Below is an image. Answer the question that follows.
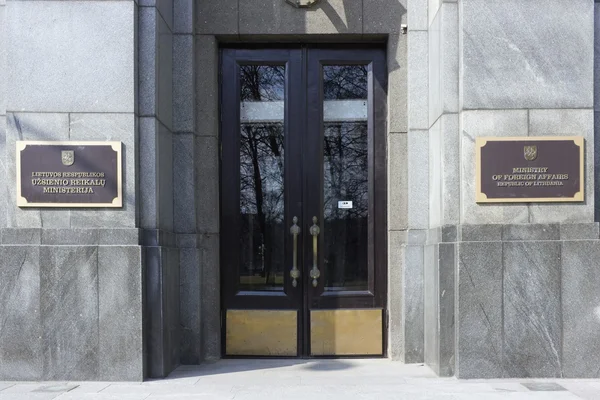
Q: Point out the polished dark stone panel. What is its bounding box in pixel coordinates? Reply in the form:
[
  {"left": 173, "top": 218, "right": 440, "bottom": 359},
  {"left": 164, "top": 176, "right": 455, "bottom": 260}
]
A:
[
  {"left": 503, "top": 241, "right": 561, "bottom": 378},
  {"left": 441, "top": 226, "right": 458, "bottom": 243},
  {"left": 200, "top": 233, "right": 220, "bottom": 360},
  {"left": 0, "top": 246, "right": 42, "bottom": 380},
  {"left": 404, "top": 245, "right": 424, "bottom": 363},
  {"left": 142, "top": 229, "right": 177, "bottom": 247},
  {"left": 40, "top": 246, "right": 99, "bottom": 380},
  {"left": 146, "top": 245, "right": 181, "bottom": 378},
  {"left": 164, "top": 247, "right": 181, "bottom": 371},
  {"left": 562, "top": 241, "right": 600, "bottom": 378},
  {"left": 457, "top": 242, "right": 503, "bottom": 378},
  {"left": 502, "top": 224, "right": 559, "bottom": 241},
  {"left": 98, "top": 246, "right": 144, "bottom": 381},
  {"left": 180, "top": 247, "right": 202, "bottom": 364},
  {"left": 459, "top": 224, "right": 502, "bottom": 242},
  {"left": 423, "top": 244, "right": 439, "bottom": 373},
  {"left": 438, "top": 243, "right": 455, "bottom": 377}
]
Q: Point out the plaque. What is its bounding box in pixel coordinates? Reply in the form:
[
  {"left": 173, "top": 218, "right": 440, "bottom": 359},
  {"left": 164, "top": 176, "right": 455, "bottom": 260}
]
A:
[
  {"left": 17, "top": 141, "right": 122, "bottom": 207},
  {"left": 476, "top": 137, "right": 584, "bottom": 203}
]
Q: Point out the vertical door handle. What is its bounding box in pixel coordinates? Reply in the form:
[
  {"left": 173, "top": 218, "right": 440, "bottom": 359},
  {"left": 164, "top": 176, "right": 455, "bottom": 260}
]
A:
[
  {"left": 289, "top": 216, "right": 301, "bottom": 287},
  {"left": 309, "top": 216, "right": 321, "bottom": 287}
]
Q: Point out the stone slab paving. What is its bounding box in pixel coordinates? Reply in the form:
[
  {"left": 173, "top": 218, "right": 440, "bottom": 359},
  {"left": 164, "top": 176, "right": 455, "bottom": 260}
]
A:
[{"left": 1, "top": 360, "right": 600, "bottom": 400}]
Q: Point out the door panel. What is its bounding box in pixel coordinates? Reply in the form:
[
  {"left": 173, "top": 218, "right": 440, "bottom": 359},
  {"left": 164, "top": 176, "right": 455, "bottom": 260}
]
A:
[{"left": 221, "top": 47, "right": 387, "bottom": 358}]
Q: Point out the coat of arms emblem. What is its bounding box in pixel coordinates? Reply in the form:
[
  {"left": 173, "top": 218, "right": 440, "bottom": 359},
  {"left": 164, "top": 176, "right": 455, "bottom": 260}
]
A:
[
  {"left": 61, "top": 150, "right": 75, "bottom": 166},
  {"left": 524, "top": 145, "right": 537, "bottom": 161}
]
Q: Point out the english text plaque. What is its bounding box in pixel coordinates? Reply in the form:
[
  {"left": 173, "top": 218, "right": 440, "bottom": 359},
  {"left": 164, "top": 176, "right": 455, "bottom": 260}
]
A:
[
  {"left": 17, "top": 141, "right": 122, "bottom": 207},
  {"left": 476, "top": 137, "right": 584, "bottom": 203}
]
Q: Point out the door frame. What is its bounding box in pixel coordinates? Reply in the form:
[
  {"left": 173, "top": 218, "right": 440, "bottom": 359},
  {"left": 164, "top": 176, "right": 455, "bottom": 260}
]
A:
[{"left": 219, "top": 44, "right": 388, "bottom": 358}]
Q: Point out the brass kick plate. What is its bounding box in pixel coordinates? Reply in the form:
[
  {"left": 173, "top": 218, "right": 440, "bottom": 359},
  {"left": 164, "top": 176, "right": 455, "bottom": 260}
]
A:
[{"left": 226, "top": 310, "right": 297, "bottom": 356}]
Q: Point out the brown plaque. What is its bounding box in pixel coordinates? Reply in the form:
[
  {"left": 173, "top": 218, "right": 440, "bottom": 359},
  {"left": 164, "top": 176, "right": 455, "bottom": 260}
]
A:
[
  {"left": 17, "top": 141, "right": 122, "bottom": 207},
  {"left": 476, "top": 137, "right": 584, "bottom": 203}
]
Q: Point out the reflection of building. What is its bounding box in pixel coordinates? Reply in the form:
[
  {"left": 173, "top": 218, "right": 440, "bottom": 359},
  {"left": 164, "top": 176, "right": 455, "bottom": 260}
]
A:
[{"left": 0, "top": 0, "right": 599, "bottom": 382}]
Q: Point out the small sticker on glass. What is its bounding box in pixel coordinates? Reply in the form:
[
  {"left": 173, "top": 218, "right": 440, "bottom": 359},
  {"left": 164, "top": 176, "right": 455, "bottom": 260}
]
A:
[{"left": 338, "top": 201, "right": 353, "bottom": 209}]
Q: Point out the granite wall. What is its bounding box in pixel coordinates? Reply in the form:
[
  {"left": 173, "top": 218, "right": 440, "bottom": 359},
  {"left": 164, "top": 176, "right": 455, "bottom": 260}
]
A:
[{"left": 424, "top": 0, "right": 599, "bottom": 379}]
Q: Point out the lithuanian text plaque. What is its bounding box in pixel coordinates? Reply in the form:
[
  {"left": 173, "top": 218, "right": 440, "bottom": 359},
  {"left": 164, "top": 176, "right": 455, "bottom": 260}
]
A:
[
  {"left": 476, "top": 137, "right": 584, "bottom": 203},
  {"left": 17, "top": 141, "right": 122, "bottom": 207}
]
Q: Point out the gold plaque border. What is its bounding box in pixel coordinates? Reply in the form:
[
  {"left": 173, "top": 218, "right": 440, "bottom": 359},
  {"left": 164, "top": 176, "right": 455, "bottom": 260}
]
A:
[
  {"left": 16, "top": 141, "right": 123, "bottom": 208},
  {"left": 475, "top": 136, "right": 585, "bottom": 204}
]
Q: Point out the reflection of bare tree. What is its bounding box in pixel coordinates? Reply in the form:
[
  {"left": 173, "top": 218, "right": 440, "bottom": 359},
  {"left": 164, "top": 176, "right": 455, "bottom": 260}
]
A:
[
  {"left": 239, "top": 65, "right": 285, "bottom": 290},
  {"left": 322, "top": 65, "right": 369, "bottom": 290}
]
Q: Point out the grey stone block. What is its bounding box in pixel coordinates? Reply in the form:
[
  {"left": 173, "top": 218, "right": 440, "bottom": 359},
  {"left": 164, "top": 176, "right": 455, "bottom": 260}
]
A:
[
  {"left": 196, "top": 0, "right": 237, "bottom": 35},
  {"left": 139, "top": 7, "right": 158, "bottom": 118},
  {"left": 408, "top": 130, "right": 429, "bottom": 229},
  {"left": 407, "top": 229, "right": 427, "bottom": 245},
  {"left": 428, "top": 9, "right": 441, "bottom": 125},
  {"left": 502, "top": 224, "right": 559, "bottom": 241},
  {"left": 529, "top": 109, "right": 594, "bottom": 224},
  {"left": 596, "top": 111, "right": 600, "bottom": 222},
  {"left": 457, "top": 242, "right": 503, "bottom": 378},
  {"left": 461, "top": 110, "right": 529, "bottom": 224},
  {"left": 429, "top": 119, "right": 441, "bottom": 227},
  {"left": 441, "top": 114, "right": 459, "bottom": 225},
  {"left": 157, "top": 14, "right": 173, "bottom": 131},
  {"left": 364, "top": 0, "right": 407, "bottom": 34},
  {"left": 143, "top": 229, "right": 177, "bottom": 248},
  {"left": 199, "top": 233, "right": 220, "bottom": 360},
  {"left": 0, "top": 246, "right": 41, "bottom": 380},
  {"left": 156, "top": 0, "right": 174, "bottom": 31},
  {"left": 1, "top": 228, "right": 41, "bottom": 244},
  {"left": 173, "top": 35, "right": 195, "bottom": 133},
  {"left": 0, "top": 117, "right": 6, "bottom": 229},
  {"left": 97, "top": 229, "right": 140, "bottom": 246},
  {"left": 503, "top": 241, "right": 562, "bottom": 378},
  {"left": 404, "top": 245, "right": 424, "bottom": 363},
  {"left": 561, "top": 241, "right": 600, "bottom": 378},
  {"left": 158, "top": 123, "right": 174, "bottom": 231},
  {"left": 596, "top": 3, "right": 600, "bottom": 112},
  {"left": 140, "top": 117, "right": 158, "bottom": 229},
  {"left": 69, "top": 113, "right": 137, "bottom": 228},
  {"left": 177, "top": 233, "right": 198, "bottom": 248},
  {"left": 174, "top": 0, "right": 193, "bottom": 34},
  {"left": 423, "top": 244, "right": 439, "bottom": 372},
  {"left": 387, "top": 34, "right": 408, "bottom": 133},
  {"left": 180, "top": 248, "right": 201, "bottom": 364},
  {"left": 98, "top": 246, "right": 144, "bottom": 381},
  {"left": 408, "top": 0, "right": 426, "bottom": 31},
  {"left": 7, "top": 113, "right": 70, "bottom": 228},
  {"left": 0, "top": 5, "right": 5, "bottom": 116},
  {"left": 441, "top": 225, "right": 457, "bottom": 243},
  {"left": 408, "top": 31, "right": 428, "bottom": 130},
  {"left": 40, "top": 246, "right": 99, "bottom": 380},
  {"left": 441, "top": 3, "right": 458, "bottom": 114},
  {"left": 174, "top": 133, "right": 195, "bottom": 233},
  {"left": 196, "top": 136, "right": 218, "bottom": 233},
  {"left": 459, "top": 224, "right": 502, "bottom": 242},
  {"left": 41, "top": 229, "right": 99, "bottom": 245},
  {"left": 388, "top": 134, "right": 408, "bottom": 230},
  {"left": 195, "top": 36, "right": 218, "bottom": 137},
  {"left": 462, "top": 0, "right": 593, "bottom": 109},
  {"left": 388, "top": 231, "right": 405, "bottom": 360},
  {"left": 240, "top": 0, "right": 362, "bottom": 35},
  {"left": 560, "top": 223, "right": 599, "bottom": 240},
  {"left": 438, "top": 243, "right": 455, "bottom": 377},
  {"left": 7, "top": 2, "right": 135, "bottom": 112}
]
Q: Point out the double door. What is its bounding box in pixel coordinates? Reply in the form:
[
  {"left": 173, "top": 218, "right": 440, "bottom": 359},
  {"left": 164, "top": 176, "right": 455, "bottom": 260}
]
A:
[{"left": 221, "top": 47, "right": 387, "bottom": 357}]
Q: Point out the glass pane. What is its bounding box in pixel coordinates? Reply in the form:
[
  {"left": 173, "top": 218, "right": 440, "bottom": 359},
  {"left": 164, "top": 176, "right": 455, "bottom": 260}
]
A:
[
  {"left": 239, "top": 65, "right": 286, "bottom": 291},
  {"left": 322, "top": 65, "right": 369, "bottom": 291}
]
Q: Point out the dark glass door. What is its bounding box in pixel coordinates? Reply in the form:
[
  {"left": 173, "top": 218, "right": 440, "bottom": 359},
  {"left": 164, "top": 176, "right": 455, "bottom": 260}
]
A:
[{"left": 221, "top": 47, "right": 387, "bottom": 357}]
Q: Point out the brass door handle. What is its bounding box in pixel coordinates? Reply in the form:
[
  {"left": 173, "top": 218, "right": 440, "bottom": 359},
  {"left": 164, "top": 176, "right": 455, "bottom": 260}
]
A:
[
  {"left": 290, "top": 216, "right": 301, "bottom": 287},
  {"left": 309, "top": 216, "right": 321, "bottom": 287}
]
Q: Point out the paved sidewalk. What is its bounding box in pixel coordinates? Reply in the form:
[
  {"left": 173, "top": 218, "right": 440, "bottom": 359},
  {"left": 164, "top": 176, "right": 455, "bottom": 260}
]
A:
[{"left": 1, "top": 359, "right": 600, "bottom": 399}]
